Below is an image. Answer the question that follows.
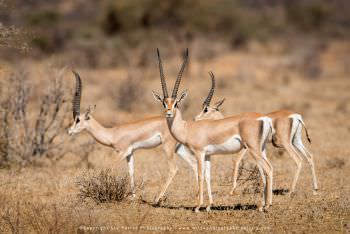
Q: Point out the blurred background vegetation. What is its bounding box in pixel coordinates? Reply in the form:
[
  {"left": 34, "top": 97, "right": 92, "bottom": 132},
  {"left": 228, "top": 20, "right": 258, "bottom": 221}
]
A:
[{"left": 0, "top": 0, "right": 349, "bottom": 67}]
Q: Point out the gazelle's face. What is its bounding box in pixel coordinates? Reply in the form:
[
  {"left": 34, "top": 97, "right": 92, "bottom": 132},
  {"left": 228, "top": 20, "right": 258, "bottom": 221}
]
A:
[
  {"left": 68, "top": 112, "right": 91, "bottom": 136},
  {"left": 194, "top": 98, "right": 225, "bottom": 121},
  {"left": 153, "top": 90, "right": 188, "bottom": 118},
  {"left": 163, "top": 98, "right": 177, "bottom": 118},
  {"left": 68, "top": 105, "right": 96, "bottom": 136}
]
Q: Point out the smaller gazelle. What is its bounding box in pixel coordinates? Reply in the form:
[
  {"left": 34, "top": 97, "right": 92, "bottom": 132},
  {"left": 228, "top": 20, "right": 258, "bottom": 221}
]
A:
[
  {"left": 195, "top": 71, "right": 225, "bottom": 121},
  {"left": 196, "top": 81, "right": 318, "bottom": 195},
  {"left": 153, "top": 48, "right": 275, "bottom": 212},
  {"left": 230, "top": 110, "right": 318, "bottom": 195}
]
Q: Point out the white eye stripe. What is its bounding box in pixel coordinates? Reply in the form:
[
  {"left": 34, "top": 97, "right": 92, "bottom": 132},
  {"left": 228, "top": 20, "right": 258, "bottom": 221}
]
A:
[{"left": 164, "top": 103, "right": 175, "bottom": 109}]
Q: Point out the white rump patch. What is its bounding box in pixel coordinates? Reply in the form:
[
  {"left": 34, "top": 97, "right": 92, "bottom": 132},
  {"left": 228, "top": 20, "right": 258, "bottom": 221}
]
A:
[
  {"left": 288, "top": 113, "right": 302, "bottom": 119},
  {"left": 204, "top": 135, "right": 242, "bottom": 155},
  {"left": 257, "top": 116, "right": 274, "bottom": 131},
  {"left": 257, "top": 116, "right": 275, "bottom": 150},
  {"left": 257, "top": 116, "right": 272, "bottom": 122},
  {"left": 288, "top": 114, "right": 303, "bottom": 143}
]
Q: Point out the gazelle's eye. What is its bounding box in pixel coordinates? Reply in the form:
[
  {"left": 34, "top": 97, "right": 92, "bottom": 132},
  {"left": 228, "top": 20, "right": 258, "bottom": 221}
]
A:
[
  {"left": 204, "top": 107, "right": 208, "bottom": 113},
  {"left": 76, "top": 118, "right": 80, "bottom": 123}
]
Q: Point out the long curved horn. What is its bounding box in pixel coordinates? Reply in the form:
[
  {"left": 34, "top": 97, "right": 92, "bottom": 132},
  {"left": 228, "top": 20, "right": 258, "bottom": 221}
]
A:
[
  {"left": 156, "top": 48, "right": 169, "bottom": 98},
  {"left": 172, "top": 48, "right": 188, "bottom": 98},
  {"left": 72, "top": 70, "right": 82, "bottom": 119},
  {"left": 202, "top": 71, "right": 215, "bottom": 108}
]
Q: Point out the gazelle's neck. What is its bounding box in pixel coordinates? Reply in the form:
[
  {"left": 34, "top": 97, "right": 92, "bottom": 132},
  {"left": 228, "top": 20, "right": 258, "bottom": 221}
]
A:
[
  {"left": 86, "top": 117, "right": 114, "bottom": 146},
  {"left": 166, "top": 108, "right": 188, "bottom": 144}
]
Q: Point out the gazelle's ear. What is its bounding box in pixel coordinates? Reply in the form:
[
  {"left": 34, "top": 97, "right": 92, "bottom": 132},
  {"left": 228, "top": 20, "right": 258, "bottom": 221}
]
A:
[
  {"left": 152, "top": 90, "right": 163, "bottom": 103},
  {"left": 176, "top": 89, "right": 188, "bottom": 104},
  {"left": 213, "top": 98, "right": 225, "bottom": 110},
  {"left": 89, "top": 104, "right": 97, "bottom": 113},
  {"left": 85, "top": 105, "right": 96, "bottom": 120}
]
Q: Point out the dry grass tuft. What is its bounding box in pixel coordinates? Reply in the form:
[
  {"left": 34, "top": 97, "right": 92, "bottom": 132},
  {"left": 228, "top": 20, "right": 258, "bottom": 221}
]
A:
[
  {"left": 0, "top": 200, "right": 86, "bottom": 233},
  {"left": 76, "top": 169, "right": 131, "bottom": 204},
  {"left": 236, "top": 160, "right": 261, "bottom": 194},
  {"left": 327, "top": 157, "right": 346, "bottom": 169}
]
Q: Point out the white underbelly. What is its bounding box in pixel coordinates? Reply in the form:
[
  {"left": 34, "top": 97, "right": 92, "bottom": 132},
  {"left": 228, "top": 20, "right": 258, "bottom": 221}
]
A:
[
  {"left": 132, "top": 133, "right": 162, "bottom": 150},
  {"left": 204, "top": 135, "right": 242, "bottom": 155}
]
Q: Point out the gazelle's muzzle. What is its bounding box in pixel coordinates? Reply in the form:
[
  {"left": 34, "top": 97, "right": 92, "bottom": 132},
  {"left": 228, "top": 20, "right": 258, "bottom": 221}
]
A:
[
  {"left": 67, "top": 128, "right": 74, "bottom": 136},
  {"left": 67, "top": 124, "right": 77, "bottom": 136},
  {"left": 165, "top": 109, "right": 174, "bottom": 118}
]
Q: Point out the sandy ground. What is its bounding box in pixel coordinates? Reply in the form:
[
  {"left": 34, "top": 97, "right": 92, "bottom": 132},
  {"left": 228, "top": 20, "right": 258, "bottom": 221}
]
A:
[{"left": 0, "top": 43, "right": 350, "bottom": 233}]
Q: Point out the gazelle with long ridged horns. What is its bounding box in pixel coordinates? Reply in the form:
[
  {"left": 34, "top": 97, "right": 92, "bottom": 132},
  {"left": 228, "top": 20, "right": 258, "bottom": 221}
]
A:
[
  {"left": 153, "top": 48, "right": 275, "bottom": 212},
  {"left": 175, "top": 71, "right": 225, "bottom": 178},
  {"left": 67, "top": 70, "right": 227, "bottom": 203},
  {"left": 68, "top": 70, "right": 186, "bottom": 203}
]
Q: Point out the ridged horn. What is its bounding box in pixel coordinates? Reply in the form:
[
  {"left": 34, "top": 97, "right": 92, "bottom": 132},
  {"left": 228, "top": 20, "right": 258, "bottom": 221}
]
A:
[
  {"left": 72, "top": 70, "right": 82, "bottom": 119},
  {"left": 172, "top": 48, "right": 189, "bottom": 98},
  {"left": 156, "top": 48, "right": 169, "bottom": 98},
  {"left": 202, "top": 71, "right": 215, "bottom": 108}
]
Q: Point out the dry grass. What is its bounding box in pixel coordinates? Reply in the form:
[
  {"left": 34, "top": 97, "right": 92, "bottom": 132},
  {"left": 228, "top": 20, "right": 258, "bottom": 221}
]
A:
[
  {"left": 0, "top": 201, "right": 82, "bottom": 234},
  {"left": 76, "top": 169, "right": 131, "bottom": 204},
  {"left": 0, "top": 40, "right": 350, "bottom": 233},
  {"left": 236, "top": 161, "right": 261, "bottom": 195},
  {"left": 0, "top": 66, "right": 70, "bottom": 167}
]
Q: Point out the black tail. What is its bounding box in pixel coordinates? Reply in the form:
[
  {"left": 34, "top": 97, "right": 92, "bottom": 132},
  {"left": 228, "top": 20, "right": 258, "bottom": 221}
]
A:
[
  {"left": 299, "top": 120, "right": 311, "bottom": 144},
  {"left": 272, "top": 135, "right": 283, "bottom": 148}
]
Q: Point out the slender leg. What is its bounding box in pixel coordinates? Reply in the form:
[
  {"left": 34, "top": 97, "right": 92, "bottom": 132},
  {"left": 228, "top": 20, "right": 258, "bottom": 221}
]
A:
[
  {"left": 263, "top": 157, "right": 273, "bottom": 207},
  {"left": 284, "top": 144, "right": 303, "bottom": 194},
  {"left": 250, "top": 149, "right": 272, "bottom": 211},
  {"left": 154, "top": 143, "right": 178, "bottom": 204},
  {"left": 261, "top": 157, "right": 273, "bottom": 210},
  {"left": 176, "top": 144, "right": 198, "bottom": 185},
  {"left": 262, "top": 149, "right": 273, "bottom": 206},
  {"left": 116, "top": 150, "right": 135, "bottom": 198},
  {"left": 126, "top": 154, "right": 135, "bottom": 197},
  {"left": 230, "top": 148, "right": 248, "bottom": 195},
  {"left": 292, "top": 127, "right": 318, "bottom": 194},
  {"left": 257, "top": 162, "right": 266, "bottom": 207},
  {"left": 195, "top": 152, "right": 205, "bottom": 213},
  {"left": 204, "top": 155, "right": 212, "bottom": 212},
  {"left": 303, "top": 149, "right": 318, "bottom": 195}
]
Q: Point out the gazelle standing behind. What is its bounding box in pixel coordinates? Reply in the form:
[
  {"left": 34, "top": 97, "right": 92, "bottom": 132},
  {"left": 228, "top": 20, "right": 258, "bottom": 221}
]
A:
[
  {"left": 230, "top": 110, "right": 318, "bottom": 195},
  {"left": 195, "top": 78, "right": 318, "bottom": 195},
  {"left": 153, "top": 48, "right": 274, "bottom": 212},
  {"left": 194, "top": 71, "right": 225, "bottom": 121}
]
